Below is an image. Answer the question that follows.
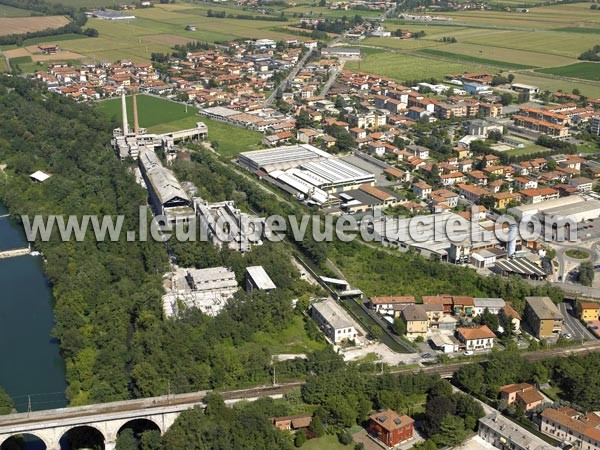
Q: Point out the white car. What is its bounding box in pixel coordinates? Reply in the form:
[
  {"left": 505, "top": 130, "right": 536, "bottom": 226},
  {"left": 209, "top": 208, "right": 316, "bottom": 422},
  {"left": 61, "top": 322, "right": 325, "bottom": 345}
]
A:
[{"left": 463, "top": 350, "right": 474, "bottom": 356}]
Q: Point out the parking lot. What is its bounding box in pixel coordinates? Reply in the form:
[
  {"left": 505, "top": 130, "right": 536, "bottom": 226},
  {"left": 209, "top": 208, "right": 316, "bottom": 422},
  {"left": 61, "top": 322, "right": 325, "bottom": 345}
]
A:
[{"left": 558, "top": 301, "right": 596, "bottom": 341}]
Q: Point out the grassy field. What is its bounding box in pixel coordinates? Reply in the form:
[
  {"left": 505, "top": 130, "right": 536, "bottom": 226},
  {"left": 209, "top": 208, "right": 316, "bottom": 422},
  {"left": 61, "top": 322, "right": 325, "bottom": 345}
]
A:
[
  {"left": 346, "top": 49, "right": 481, "bottom": 82},
  {"left": 0, "top": 15, "right": 70, "bottom": 36},
  {"left": 97, "top": 94, "right": 264, "bottom": 156},
  {"left": 537, "top": 62, "right": 600, "bottom": 81},
  {"left": 418, "top": 48, "right": 535, "bottom": 69},
  {"left": 21, "top": 33, "right": 88, "bottom": 46},
  {"left": 0, "top": 55, "right": 8, "bottom": 72},
  {"left": 250, "top": 316, "right": 326, "bottom": 354},
  {"left": 300, "top": 434, "right": 353, "bottom": 450},
  {"left": 503, "top": 145, "right": 550, "bottom": 157},
  {"left": 43, "top": 0, "right": 118, "bottom": 6},
  {"left": 0, "top": 4, "right": 33, "bottom": 17}
]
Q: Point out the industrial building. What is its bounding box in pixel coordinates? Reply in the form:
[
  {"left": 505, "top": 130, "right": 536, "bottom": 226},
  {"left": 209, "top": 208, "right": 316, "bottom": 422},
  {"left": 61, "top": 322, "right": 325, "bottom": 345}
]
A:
[
  {"left": 245, "top": 265, "right": 276, "bottom": 292},
  {"left": 524, "top": 296, "right": 563, "bottom": 339},
  {"left": 239, "top": 145, "right": 376, "bottom": 207},
  {"left": 194, "top": 199, "right": 267, "bottom": 252},
  {"left": 138, "top": 149, "right": 195, "bottom": 225},
  {"left": 113, "top": 91, "right": 207, "bottom": 160},
  {"left": 162, "top": 266, "right": 239, "bottom": 317},
  {"left": 239, "top": 144, "right": 330, "bottom": 173},
  {"left": 508, "top": 195, "right": 600, "bottom": 225},
  {"left": 311, "top": 299, "right": 358, "bottom": 344}
]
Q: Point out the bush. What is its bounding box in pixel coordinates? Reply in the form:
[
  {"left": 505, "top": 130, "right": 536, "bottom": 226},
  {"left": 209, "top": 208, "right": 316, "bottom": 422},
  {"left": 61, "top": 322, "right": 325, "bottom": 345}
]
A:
[{"left": 338, "top": 430, "right": 353, "bottom": 445}]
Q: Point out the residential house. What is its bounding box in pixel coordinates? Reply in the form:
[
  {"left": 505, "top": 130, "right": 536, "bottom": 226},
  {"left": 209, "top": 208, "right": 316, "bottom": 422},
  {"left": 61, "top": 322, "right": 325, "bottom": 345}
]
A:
[
  {"left": 400, "top": 305, "right": 429, "bottom": 341},
  {"left": 578, "top": 301, "right": 600, "bottom": 322},
  {"left": 499, "top": 383, "right": 544, "bottom": 411},
  {"left": 368, "top": 410, "right": 415, "bottom": 447},
  {"left": 413, "top": 181, "right": 432, "bottom": 200},
  {"left": 519, "top": 188, "right": 559, "bottom": 204},
  {"left": 524, "top": 296, "right": 563, "bottom": 339},
  {"left": 493, "top": 192, "right": 520, "bottom": 209},
  {"left": 272, "top": 414, "right": 312, "bottom": 432},
  {"left": 540, "top": 407, "right": 600, "bottom": 450},
  {"left": 369, "top": 296, "right": 415, "bottom": 315},
  {"left": 456, "top": 325, "right": 496, "bottom": 351},
  {"left": 568, "top": 177, "right": 594, "bottom": 192},
  {"left": 452, "top": 296, "right": 475, "bottom": 316},
  {"left": 473, "top": 298, "right": 506, "bottom": 316},
  {"left": 501, "top": 304, "right": 521, "bottom": 333},
  {"left": 440, "top": 171, "right": 465, "bottom": 187}
]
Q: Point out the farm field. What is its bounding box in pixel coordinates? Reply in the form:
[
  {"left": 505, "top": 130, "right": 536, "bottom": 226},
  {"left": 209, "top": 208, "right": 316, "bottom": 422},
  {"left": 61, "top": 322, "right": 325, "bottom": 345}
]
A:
[
  {"left": 0, "top": 4, "right": 33, "bottom": 17},
  {"left": 0, "top": 15, "right": 70, "bottom": 36},
  {"left": 537, "top": 62, "right": 600, "bottom": 81},
  {"left": 361, "top": 36, "right": 442, "bottom": 51},
  {"left": 505, "top": 71, "right": 600, "bottom": 98},
  {"left": 97, "top": 95, "right": 263, "bottom": 157},
  {"left": 421, "top": 42, "right": 576, "bottom": 68},
  {"left": 346, "top": 49, "right": 481, "bottom": 82},
  {"left": 43, "top": 0, "right": 118, "bottom": 6},
  {"left": 418, "top": 48, "right": 536, "bottom": 69}
]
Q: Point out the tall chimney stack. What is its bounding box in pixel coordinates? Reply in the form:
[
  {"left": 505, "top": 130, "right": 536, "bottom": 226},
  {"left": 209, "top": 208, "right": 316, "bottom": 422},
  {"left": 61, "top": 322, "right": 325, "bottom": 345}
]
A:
[
  {"left": 133, "top": 89, "right": 140, "bottom": 136},
  {"left": 121, "top": 89, "right": 129, "bottom": 135}
]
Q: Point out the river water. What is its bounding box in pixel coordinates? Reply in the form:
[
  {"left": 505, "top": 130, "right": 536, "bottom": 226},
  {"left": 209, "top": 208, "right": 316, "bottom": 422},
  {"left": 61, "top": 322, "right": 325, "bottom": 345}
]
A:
[{"left": 0, "top": 203, "right": 67, "bottom": 414}]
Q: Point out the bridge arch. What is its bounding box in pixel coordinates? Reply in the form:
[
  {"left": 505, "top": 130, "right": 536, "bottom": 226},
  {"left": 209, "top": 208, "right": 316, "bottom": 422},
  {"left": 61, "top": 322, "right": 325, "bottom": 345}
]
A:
[
  {"left": 59, "top": 424, "right": 105, "bottom": 450},
  {"left": 116, "top": 418, "right": 161, "bottom": 436},
  {"left": 0, "top": 432, "right": 49, "bottom": 450}
]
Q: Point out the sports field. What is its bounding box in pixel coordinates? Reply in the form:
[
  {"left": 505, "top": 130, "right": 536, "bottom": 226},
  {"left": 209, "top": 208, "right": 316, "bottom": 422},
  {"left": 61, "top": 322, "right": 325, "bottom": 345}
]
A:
[
  {"left": 97, "top": 95, "right": 263, "bottom": 157},
  {"left": 0, "top": 15, "right": 70, "bottom": 36},
  {"left": 346, "top": 49, "right": 481, "bottom": 82},
  {"left": 536, "top": 62, "right": 600, "bottom": 82}
]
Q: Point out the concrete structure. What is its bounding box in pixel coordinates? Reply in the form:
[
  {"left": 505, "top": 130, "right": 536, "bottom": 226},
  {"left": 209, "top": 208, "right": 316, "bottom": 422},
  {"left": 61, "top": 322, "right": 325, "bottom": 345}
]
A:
[
  {"left": 321, "top": 47, "right": 361, "bottom": 60},
  {"left": 238, "top": 144, "right": 330, "bottom": 173},
  {"left": 311, "top": 299, "right": 357, "bottom": 344},
  {"left": 195, "top": 199, "right": 267, "bottom": 252},
  {"left": 429, "top": 333, "right": 460, "bottom": 353},
  {"left": 369, "top": 296, "right": 415, "bottom": 315},
  {"left": 245, "top": 265, "right": 276, "bottom": 292},
  {"left": 367, "top": 409, "right": 414, "bottom": 447},
  {"left": 0, "top": 385, "right": 294, "bottom": 450},
  {"left": 456, "top": 325, "right": 495, "bottom": 350},
  {"left": 138, "top": 149, "right": 195, "bottom": 225},
  {"left": 30, "top": 171, "right": 52, "bottom": 182},
  {"left": 524, "top": 296, "right": 563, "bottom": 339},
  {"left": 499, "top": 383, "right": 544, "bottom": 411},
  {"left": 591, "top": 116, "right": 600, "bottom": 135},
  {"left": 540, "top": 407, "right": 600, "bottom": 450},
  {"left": 508, "top": 195, "right": 600, "bottom": 224},
  {"left": 479, "top": 413, "right": 559, "bottom": 450}
]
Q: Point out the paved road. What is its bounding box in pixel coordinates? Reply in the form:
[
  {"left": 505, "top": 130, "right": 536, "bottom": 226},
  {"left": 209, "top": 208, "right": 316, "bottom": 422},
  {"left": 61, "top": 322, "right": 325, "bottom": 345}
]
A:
[
  {"left": 320, "top": 61, "right": 344, "bottom": 97},
  {"left": 559, "top": 301, "right": 596, "bottom": 340},
  {"left": 264, "top": 47, "right": 314, "bottom": 108}
]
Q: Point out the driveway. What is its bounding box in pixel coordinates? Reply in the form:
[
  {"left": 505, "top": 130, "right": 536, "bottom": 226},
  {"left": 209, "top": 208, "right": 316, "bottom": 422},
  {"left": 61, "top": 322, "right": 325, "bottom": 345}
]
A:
[{"left": 558, "top": 302, "right": 596, "bottom": 341}]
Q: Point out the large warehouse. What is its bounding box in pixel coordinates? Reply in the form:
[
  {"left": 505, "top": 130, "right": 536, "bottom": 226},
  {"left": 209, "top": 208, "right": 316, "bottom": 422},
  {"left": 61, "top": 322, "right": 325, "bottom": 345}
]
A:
[
  {"left": 239, "top": 144, "right": 376, "bottom": 206},
  {"left": 239, "top": 144, "right": 330, "bottom": 172},
  {"left": 508, "top": 195, "right": 600, "bottom": 222}
]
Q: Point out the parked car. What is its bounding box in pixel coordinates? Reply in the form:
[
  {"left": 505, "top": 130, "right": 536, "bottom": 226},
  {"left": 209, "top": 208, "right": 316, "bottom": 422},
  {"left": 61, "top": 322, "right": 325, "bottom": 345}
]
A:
[
  {"left": 464, "top": 350, "right": 474, "bottom": 356},
  {"left": 421, "top": 353, "right": 433, "bottom": 359}
]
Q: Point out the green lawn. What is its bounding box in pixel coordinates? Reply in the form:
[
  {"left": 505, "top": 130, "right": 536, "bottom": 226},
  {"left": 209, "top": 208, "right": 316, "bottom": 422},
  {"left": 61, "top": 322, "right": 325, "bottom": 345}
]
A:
[
  {"left": 565, "top": 249, "right": 590, "bottom": 259},
  {"left": 250, "top": 316, "right": 326, "bottom": 354},
  {"left": 418, "top": 48, "right": 535, "bottom": 69},
  {"left": 537, "top": 62, "right": 600, "bottom": 81},
  {"left": 0, "top": 4, "right": 33, "bottom": 17},
  {"left": 0, "top": 55, "right": 8, "bottom": 72},
  {"left": 553, "top": 27, "right": 600, "bottom": 34},
  {"left": 96, "top": 94, "right": 264, "bottom": 157},
  {"left": 503, "top": 145, "right": 550, "bottom": 157},
  {"left": 300, "top": 434, "right": 353, "bottom": 450}
]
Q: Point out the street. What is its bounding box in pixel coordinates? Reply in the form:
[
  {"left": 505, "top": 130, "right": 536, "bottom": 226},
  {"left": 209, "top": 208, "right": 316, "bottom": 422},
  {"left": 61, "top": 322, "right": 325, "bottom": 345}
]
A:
[{"left": 558, "top": 301, "right": 596, "bottom": 340}]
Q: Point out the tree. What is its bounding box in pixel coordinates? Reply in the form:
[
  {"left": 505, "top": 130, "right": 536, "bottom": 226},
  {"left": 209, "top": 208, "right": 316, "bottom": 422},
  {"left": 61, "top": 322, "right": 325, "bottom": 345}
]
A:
[
  {"left": 435, "top": 415, "right": 469, "bottom": 447},
  {"left": 454, "top": 364, "right": 485, "bottom": 394},
  {"left": 295, "top": 429, "right": 307, "bottom": 447},
  {"left": 116, "top": 429, "right": 137, "bottom": 450},
  {"left": 578, "top": 261, "right": 594, "bottom": 287},
  {"left": 507, "top": 73, "right": 515, "bottom": 83},
  {"left": 0, "top": 386, "right": 13, "bottom": 415},
  {"left": 500, "top": 93, "right": 513, "bottom": 106},
  {"left": 392, "top": 317, "right": 406, "bottom": 336}
]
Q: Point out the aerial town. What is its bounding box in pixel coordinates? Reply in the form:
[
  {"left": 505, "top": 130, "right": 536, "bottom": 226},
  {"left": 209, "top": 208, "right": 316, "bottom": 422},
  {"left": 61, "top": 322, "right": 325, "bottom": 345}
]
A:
[{"left": 2, "top": 0, "right": 600, "bottom": 449}]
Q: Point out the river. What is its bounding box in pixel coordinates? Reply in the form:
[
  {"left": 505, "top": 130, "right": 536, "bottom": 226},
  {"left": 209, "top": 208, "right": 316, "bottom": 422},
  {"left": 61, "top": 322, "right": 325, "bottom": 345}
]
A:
[{"left": 0, "top": 203, "right": 67, "bottom": 414}]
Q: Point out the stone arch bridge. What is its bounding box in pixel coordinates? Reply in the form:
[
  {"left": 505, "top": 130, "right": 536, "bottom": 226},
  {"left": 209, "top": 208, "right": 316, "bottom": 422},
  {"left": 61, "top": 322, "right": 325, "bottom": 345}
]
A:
[{"left": 0, "top": 383, "right": 300, "bottom": 450}]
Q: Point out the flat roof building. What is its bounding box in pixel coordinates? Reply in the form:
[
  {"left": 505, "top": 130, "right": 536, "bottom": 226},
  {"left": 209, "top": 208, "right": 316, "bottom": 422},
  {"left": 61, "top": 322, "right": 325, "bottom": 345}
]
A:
[
  {"left": 245, "top": 266, "right": 276, "bottom": 292},
  {"left": 311, "top": 299, "right": 357, "bottom": 344},
  {"left": 239, "top": 144, "right": 331, "bottom": 173},
  {"left": 479, "top": 413, "right": 559, "bottom": 450}
]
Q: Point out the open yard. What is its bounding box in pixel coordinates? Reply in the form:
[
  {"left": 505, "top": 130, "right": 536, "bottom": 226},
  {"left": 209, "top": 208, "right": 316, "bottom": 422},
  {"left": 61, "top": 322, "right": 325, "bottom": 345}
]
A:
[
  {"left": 97, "top": 94, "right": 264, "bottom": 157},
  {"left": 537, "top": 62, "right": 600, "bottom": 81},
  {"left": 0, "top": 15, "right": 70, "bottom": 36},
  {"left": 300, "top": 434, "right": 354, "bottom": 450}
]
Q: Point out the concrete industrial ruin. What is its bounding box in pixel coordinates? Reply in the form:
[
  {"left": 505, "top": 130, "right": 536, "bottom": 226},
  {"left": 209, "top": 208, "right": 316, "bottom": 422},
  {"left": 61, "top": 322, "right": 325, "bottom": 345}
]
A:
[{"left": 112, "top": 90, "right": 208, "bottom": 160}]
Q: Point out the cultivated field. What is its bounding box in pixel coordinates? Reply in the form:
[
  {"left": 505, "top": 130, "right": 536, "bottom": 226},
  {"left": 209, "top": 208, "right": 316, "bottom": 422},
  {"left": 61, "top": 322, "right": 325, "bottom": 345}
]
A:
[
  {"left": 97, "top": 95, "right": 263, "bottom": 156},
  {"left": 537, "top": 62, "right": 600, "bottom": 82},
  {"left": 505, "top": 71, "right": 600, "bottom": 98},
  {"left": 0, "top": 16, "right": 69, "bottom": 36}
]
